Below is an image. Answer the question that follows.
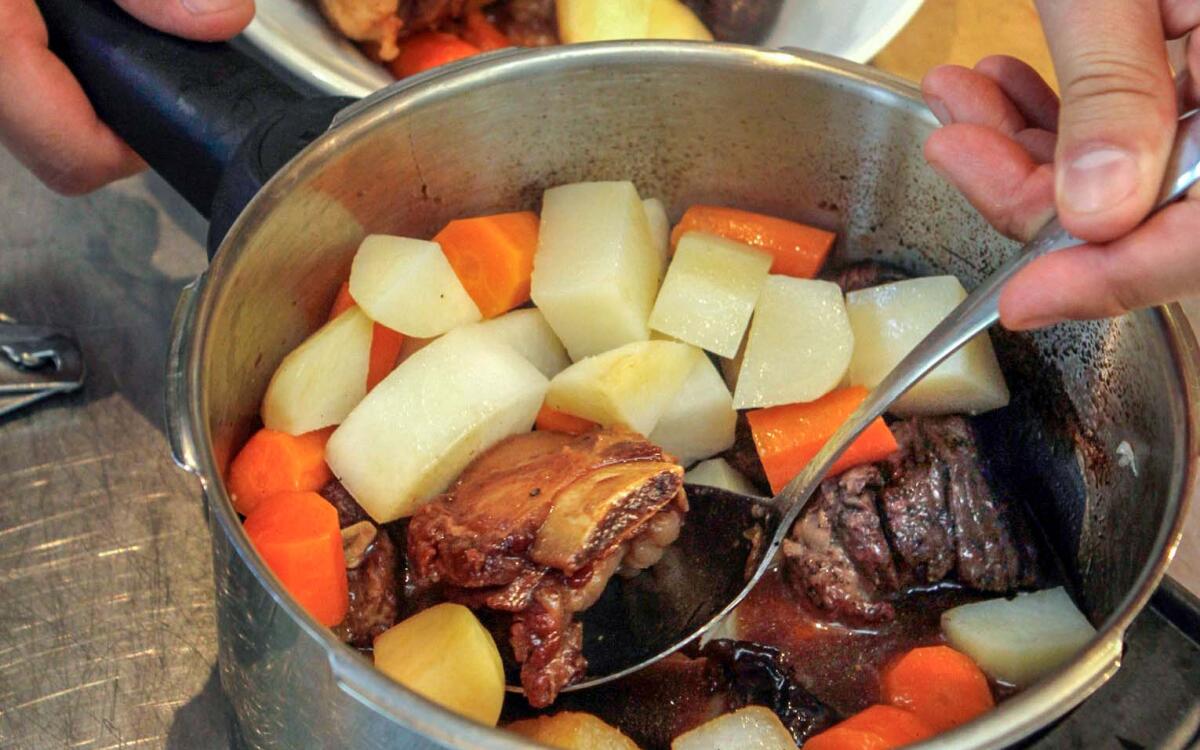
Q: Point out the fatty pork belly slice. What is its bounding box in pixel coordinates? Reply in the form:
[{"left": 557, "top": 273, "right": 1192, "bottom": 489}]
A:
[{"left": 407, "top": 428, "right": 688, "bottom": 707}]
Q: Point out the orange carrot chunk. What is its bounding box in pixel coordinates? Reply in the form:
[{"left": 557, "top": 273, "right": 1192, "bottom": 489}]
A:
[
  {"left": 803, "top": 727, "right": 893, "bottom": 750},
  {"left": 434, "top": 211, "right": 540, "bottom": 318},
  {"left": 226, "top": 428, "right": 334, "bottom": 516},
  {"left": 670, "top": 205, "right": 835, "bottom": 279},
  {"left": 391, "top": 32, "right": 481, "bottom": 79},
  {"left": 881, "top": 645, "right": 995, "bottom": 733},
  {"left": 243, "top": 491, "right": 348, "bottom": 626},
  {"left": 535, "top": 404, "right": 599, "bottom": 435},
  {"left": 836, "top": 705, "right": 935, "bottom": 745},
  {"left": 462, "top": 11, "right": 511, "bottom": 51},
  {"left": 367, "top": 323, "right": 405, "bottom": 392},
  {"left": 328, "top": 281, "right": 355, "bottom": 320},
  {"left": 746, "top": 386, "right": 899, "bottom": 494}
]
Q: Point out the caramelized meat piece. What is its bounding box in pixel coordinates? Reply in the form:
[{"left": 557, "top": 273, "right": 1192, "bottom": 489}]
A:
[
  {"left": 494, "top": 0, "right": 558, "bottom": 46},
  {"left": 827, "top": 260, "right": 911, "bottom": 294},
  {"left": 318, "top": 0, "right": 405, "bottom": 60},
  {"left": 720, "top": 414, "right": 771, "bottom": 493},
  {"left": 321, "top": 478, "right": 371, "bottom": 528},
  {"left": 408, "top": 428, "right": 687, "bottom": 706},
  {"left": 681, "top": 0, "right": 784, "bottom": 43},
  {"left": 784, "top": 416, "right": 1039, "bottom": 624},
  {"left": 334, "top": 524, "right": 401, "bottom": 648},
  {"left": 324, "top": 481, "right": 402, "bottom": 648}
]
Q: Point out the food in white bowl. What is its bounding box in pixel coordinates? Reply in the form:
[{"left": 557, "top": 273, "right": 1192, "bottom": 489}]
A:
[
  {"left": 241, "top": 0, "right": 925, "bottom": 96},
  {"left": 225, "top": 179, "right": 1083, "bottom": 748}
]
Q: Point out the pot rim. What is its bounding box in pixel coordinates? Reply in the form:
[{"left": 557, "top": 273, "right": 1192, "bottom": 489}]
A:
[{"left": 174, "top": 42, "right": 1200, "bottom": 750}]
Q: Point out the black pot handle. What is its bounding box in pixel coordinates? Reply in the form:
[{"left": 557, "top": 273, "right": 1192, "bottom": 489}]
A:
[{"left": 36, "top": 0, "right": 354, "bottom": 253}]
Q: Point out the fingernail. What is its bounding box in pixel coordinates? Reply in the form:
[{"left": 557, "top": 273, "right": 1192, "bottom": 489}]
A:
[
  {"left": 1059, "top": 145, "right": 1139, "bottom": 215},
  {"left": 181, "top": 0, "right": 241, "bottom": 13},
  {"left": 926, "top": 96, "right": 952, "bottom": 126}
]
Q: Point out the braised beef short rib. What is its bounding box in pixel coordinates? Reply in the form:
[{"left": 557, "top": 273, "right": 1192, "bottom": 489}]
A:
[{"left": 407, "top": 428, "right": 688, "bottom": 707}]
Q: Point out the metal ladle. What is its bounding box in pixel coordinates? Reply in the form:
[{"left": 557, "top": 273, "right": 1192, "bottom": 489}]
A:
[{"left": 559, "top": 107, "right": 1200, "bottom": 693}]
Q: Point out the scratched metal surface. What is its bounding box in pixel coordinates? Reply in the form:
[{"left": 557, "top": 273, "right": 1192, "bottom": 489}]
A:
[{"left": 0, "top": 146, "right": 235, "bottom": 749}]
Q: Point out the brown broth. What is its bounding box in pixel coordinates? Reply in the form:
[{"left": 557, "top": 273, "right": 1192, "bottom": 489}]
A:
[{"left": 735, "top": 568, "right": 994, "bottom": 716}]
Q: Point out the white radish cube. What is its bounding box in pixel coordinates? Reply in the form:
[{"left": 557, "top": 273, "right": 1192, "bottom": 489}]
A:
[
  {"left": 845, "top": 276, "right": 1009, "bottom": 415},
  {"left": 643, "top": 197, "right": 671, "bottom": 271},
  {"left": 261, "top": 306, "right": 373, "bottom": 435},
  {"left": 466, "top": 308, "right": 571, "bottom": 378},
  {"left": 649, "top": 357, "right": 736, "bottom": 465},
  {"left": 941, "top": 587, "right": 1097, "bottom": 687},
  {"left": 649, "top": 232, "right": 773, "bottom": 358},
  {"left": 326, "top": 328, "right": 548, "bottom": 522},
  {"left": 531, "top": 182, "right": 662, "bottom": 360},
  {"left": 545, "top": 340, "right": 703, "bottom": 436},
  {"left": 685, "top": 458, "right": 761, "bottom": 496},
  {"left": 349, "top": 235, "right": 481, "bottom": 337},
  {"left": 671, "top": 706, "right": 796, "bottom": 750},
  {"left": 733, "top": 277, "right": 853, "bottom": 409}
]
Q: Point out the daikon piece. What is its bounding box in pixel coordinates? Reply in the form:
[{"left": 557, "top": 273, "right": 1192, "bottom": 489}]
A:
[
  {"left": 643, "top": 197, "right": 671, "bottom": 270},
  {"left": 941, "top": 587, "right": 1097, "bottom": 688},
  {"left": 348, "top": 234, "right": 481, "bottom": 337},
  {"left": 649, "top": 231, "right": 773, "bottom": 358},
  {"left": 531, "top": 181, "right": 662, "bottom": 360},
  {"left": 671, "top": 706, "right": 796, "bottom": 750},
  {"left": 545, "top": 340, "right": 703, "bottom": 436},
  {"left": 845, "top": 275, "right": 1009, "bottom": 416},
  {"left": 467, "top": 308, "right": 571, "bottom": 378},
  {"left": 326, "top": 327, "right": 548, "bottom": 522},
  {"left": 261, "top": 306, "right": 373, "bottom": 435},
  {"left": 649, "top": 356, "right": 737, "bottom": 465},
  {"left": 733, "top": 276, "right": 854, "bottom": 409},
  {"left": 684, "top": 458, "right": 761, "bottom": 496}
]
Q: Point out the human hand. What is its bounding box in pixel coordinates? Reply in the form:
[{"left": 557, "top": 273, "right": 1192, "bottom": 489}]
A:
[
  {"left": 921, "top": 0, "right": 1196, "bottom": 329},
  {"left": 0, "top": 0, "right": 254, "bottom": 195}
]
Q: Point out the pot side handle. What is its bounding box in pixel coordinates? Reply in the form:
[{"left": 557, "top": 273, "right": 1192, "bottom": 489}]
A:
[{"left": 166, "top": 276, "right": 205, "bottom": 481}]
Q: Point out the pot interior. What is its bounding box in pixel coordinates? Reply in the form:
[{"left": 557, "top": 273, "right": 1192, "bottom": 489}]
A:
[{"left": 193, "top": 43, "right": 1194, "bottom": 745}]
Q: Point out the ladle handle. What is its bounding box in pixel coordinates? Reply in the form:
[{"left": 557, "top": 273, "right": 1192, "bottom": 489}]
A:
[{"left": 766, "top": 107, "right": 1200, "bottom": 558}]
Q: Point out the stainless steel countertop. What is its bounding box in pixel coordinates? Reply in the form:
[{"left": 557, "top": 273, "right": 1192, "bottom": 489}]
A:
[
  {"left": 0, "top": 147, "right": 233, "bottom": 748},
  {"left": 2, "top": 141, "right": 1199, "bottom": 749}
]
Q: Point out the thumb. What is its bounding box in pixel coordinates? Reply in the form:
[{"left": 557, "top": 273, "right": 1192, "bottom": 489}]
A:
[
  {"left": 1036, "top": 0, "right": 1176, "bottom": 242},
  {"left": 113, "top": 0, "right": 255, "bottom": 42}
]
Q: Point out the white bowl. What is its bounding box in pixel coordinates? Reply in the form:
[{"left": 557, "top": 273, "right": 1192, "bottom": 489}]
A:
[{"left": 241, "top": 0, "right": 925, "bottom": 97}]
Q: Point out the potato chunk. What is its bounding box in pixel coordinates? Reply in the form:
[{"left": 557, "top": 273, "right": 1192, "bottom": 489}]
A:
[
  {"left": 349, "top": 234, "right": 481, "bottom": 337},
  {"left": 261, "top": 306, "right": 373, "bottom": 435},
  {"left": 671, "top": 706, "right": 795, "bottom": 750},
  {"left": 649, "top": 232, "right": 773, "bottom": 358},
  {"left": 649, "top": 356, "right": 736, "bottom": 465},
  {"left": 941, "top": 587, "right": 1097, "bottom": 687},
  {"left": 684, "top": 458, "right": 761, "bottom": 496},
  {"left": 466, "top": 308, "right": 571, "bottom": 378},
  {"left": 531, "top": 181, "right": 662, "bottom": 360},
  {"left": 845, "top": 276, "right": 1009, "bottom": 416},
  {"left": 326, "top": 327, "right": 548, "bottom": 522},
  {"left": 556, "top": 0, "right": 711, "bottom": 42},
  {"left": 507, "top": 712, "right": 641, "bottom": 750},
  {"left": 733, "top": 277, "right": 853, "bottom": 409},
  {"left": 374, "top": 603, "right": 505, "bottom": 726},
  {"left": 546, "top": 340, "right": 703, "bottom": 436}
]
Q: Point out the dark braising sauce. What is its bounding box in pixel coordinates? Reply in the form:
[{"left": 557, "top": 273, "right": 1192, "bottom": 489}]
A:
[{"left": 736, "top": 569, "right": 994, "bottom": 715}]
